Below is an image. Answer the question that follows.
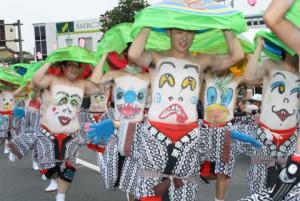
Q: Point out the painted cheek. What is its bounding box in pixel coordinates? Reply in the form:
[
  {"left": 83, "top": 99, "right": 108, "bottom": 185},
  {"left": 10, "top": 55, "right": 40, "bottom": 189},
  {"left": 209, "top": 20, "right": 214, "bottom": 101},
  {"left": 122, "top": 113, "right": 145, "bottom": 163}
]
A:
[
  {"left": 154, "top": 93, "right": 162, "bottom": 104},
  {"left": 52, "top": 107, "right": 56, "bottom": 112},
  {"left": 191, "top": 96, "right": 198, "bottom": 105}
]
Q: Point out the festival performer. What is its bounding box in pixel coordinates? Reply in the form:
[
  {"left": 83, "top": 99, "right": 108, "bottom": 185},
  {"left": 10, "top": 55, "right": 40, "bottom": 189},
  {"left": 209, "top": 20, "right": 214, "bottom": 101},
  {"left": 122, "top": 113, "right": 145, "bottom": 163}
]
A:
[
  {"left": 90, "top": 48, "right": 150, "bottom": 190},
  {"left": 0, "top": 69, "right": 27, "bottom": 157},
  {"left": 80, "top": 84, "right": 111, "bottom": 167},
  {"left": 7, "top": 46, "right": 103, "bottom": 201},
  {"left": 82, "top": 23, "right": 150, "bottom": 201},
  {"left": 112, "top": 24, "right": 246, "bottom": 200},
  {"left": 239, "top": 0, "right": 300, "bottom": 200},
  {"left": 0, "top": 89, "right": 16, "bottom": 154},
  {"left": 200, "top": 59, "right": 262, "bottom": 201},
  {"left": 235, "top": 32, "right": 299, "bottom": 200}
]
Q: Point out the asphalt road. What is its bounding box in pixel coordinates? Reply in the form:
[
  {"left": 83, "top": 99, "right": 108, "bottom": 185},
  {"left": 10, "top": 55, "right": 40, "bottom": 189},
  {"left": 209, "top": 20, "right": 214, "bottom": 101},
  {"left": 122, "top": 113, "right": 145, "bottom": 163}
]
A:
[{"left": 0, "top": 145, "right": 251, "bottom": 201}]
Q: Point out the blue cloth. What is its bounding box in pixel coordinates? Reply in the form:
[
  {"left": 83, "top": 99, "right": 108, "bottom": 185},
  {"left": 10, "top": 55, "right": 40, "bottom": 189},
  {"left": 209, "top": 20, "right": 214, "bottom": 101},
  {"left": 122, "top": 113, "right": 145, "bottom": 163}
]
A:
[
  {"left": 13, "top": 107, "right": 25, "bottom": 119},
  {"left": 87, "top": 119, "right": 115, "bottom": 145},
  {"left": 0, "top": 115, "right": 8, "bottom": 126},
  {"left": 231, "top": 129, "right": 262, "bottom": 148}
]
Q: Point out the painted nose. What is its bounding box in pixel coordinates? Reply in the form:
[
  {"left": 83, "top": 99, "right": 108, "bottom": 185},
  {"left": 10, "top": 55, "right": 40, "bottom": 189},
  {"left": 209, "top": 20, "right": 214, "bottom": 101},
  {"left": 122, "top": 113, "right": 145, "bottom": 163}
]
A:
[
  {"left": 63, "top": 108, "right": 72, "bottom": 114},
  {"left": 283, "top": 98, "right": 290, "bottom": 103},
  {"left": 124, "top": 90, "right": 136, "bottom": 104}
]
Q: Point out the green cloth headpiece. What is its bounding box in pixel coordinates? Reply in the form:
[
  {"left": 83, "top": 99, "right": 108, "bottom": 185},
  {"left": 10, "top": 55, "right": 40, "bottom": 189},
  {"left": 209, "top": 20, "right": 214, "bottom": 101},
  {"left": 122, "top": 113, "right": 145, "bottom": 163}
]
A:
[
  {"left": 255, "top": 31, "right": 296, "bottom": 61},
  {"left": 256, "top": 1, "right": 300, "bottom": 60},
  {"left": 45, "top": 46, "right": 98, "bottom": 67},
  {"left": 0, "top": 68, "right": 26, "bottom": 90},
  {"left": 286, "top": 0, "right": 300, "bottom": 29},
  {"left": 97, "top": 23, "right": 133, "bottom": 58},
  {"left": 131, "top": 0, "right": 252, "bottom": 53},
  {"left": 96, "top": 23, "right": 134, "bottom": 73},
  {"left": 10, "top": 62, "right": 44, "bottom": 83}
]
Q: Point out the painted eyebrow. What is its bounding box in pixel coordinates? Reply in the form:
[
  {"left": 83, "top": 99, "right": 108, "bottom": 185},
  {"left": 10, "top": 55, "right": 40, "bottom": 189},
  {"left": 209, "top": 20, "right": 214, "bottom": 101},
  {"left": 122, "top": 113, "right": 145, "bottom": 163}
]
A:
[
  {"left": 159, "top": 61, "right": 175, "bottom": 70},
  {"left": 57, "top": 91, "right": 69, "bottom": 97},
  {"left": 184, "top": 64, "right": 199, "bottom": 74},
  {"left": 295, "top": 80, "right": 300, "bottom": 83},
  {"left": 273, "top": 72, "right": 286, "bottom": 80},
  {"left": 70, "top": 94, "right": 82, "bottom": 101}
]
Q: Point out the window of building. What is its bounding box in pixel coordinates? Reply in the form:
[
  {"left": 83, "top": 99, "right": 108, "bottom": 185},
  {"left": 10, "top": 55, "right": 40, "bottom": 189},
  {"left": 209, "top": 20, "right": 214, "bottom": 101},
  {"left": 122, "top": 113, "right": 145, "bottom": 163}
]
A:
[
  {"left": 259, "top": 20, "right": 265, "bottom": 25},
  {"left": 78, "top": 37, "right": 93, "bottom": 50},
  {"left": 34, "top": 25, "right": 47, "bottom": 59},
  {"left": 66, "top": 37, "right": 73, "bottom": 47}
]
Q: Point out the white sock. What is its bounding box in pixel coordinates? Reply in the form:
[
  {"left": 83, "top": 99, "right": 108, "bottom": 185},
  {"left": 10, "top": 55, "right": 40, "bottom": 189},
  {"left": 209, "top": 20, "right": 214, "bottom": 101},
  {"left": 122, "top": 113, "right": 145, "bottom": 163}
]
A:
[
  {"left": 56, "top": 193, "right": 65, "bottom": 201},
  {"left": 215, "top": 198, "right": 224, "bottom": 201}
]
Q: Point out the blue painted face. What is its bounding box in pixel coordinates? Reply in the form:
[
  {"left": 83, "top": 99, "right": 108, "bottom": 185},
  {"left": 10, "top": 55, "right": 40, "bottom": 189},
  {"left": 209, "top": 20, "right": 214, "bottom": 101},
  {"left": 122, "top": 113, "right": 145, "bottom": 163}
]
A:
[{"left": 116, "top": 87, "right": 146, "bottom": 104}]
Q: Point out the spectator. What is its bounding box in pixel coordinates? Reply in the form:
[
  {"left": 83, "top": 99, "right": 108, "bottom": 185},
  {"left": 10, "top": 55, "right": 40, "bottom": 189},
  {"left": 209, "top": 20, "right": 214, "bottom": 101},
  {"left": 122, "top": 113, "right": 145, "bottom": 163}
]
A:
[
  {"left": 249, "top": 94, "right": 262, "bottom": 110},
  {"left": 235, "top": 98, "right": 248, "bottom": 116}
]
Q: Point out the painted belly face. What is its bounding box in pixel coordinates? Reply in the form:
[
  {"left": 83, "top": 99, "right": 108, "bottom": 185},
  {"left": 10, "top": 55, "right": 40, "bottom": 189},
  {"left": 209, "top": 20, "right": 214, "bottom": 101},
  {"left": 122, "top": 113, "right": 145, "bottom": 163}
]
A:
[
  {"left": 89, "top": 85, "right": 110, "bottom": 113},
  {"left": 260, "top": 70, "right": 300, "bottom": 129},
  {"left": 0, "top": 91, "right": 15, "bottom": 111},
  {"left": 42, "top": 85, "right": 83, "bottom": 134},
  {"left": 114, "top": 76, "right": 149, "bottom": 122},
  {"left": 204, "top": 73, "right": 238, "bottom": 124},
  {"left": 148, "top": 58, "right": 200, "bottom": 124}
]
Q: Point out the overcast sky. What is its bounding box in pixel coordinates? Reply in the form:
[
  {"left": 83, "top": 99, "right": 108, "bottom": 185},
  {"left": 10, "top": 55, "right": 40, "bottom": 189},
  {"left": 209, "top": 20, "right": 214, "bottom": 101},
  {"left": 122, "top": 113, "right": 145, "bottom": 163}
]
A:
[{"left": 1, "top": 0, "right": 270, "bottom": 53}]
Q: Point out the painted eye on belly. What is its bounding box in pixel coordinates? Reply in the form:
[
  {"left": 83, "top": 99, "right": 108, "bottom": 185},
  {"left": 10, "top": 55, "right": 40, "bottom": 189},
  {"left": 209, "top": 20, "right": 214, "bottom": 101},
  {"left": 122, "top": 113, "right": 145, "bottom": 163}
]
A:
[
  {"left": 207, "top": 87, "right": 217, "bottom": 105},
  {"left": 58, "top": 97, "right": 68, "bottom": 105},
  {"left": 181, "top": 76, "right": 196, "bottom": 91},
  {"left": 159, "top": 73, "right": 175, "bottom": 88},
  {"left": 115, "top": 87, "right": 125, "bottom": 100},
  {"left": 271, "top": 81, "right": 285, "bottom": 94},
  {"left": 221, "top": 88, "right": 233, "bottom": 106},
  {"left": 70, "top": 99, "right": 78, "bottom": 107}
]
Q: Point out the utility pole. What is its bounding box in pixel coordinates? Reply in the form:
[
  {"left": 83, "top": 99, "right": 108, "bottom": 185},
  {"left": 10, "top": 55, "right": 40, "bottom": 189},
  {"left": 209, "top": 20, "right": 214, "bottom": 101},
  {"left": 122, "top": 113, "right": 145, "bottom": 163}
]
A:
[{"left": 15, "top": 20, "right": 23, "bottom": 62}]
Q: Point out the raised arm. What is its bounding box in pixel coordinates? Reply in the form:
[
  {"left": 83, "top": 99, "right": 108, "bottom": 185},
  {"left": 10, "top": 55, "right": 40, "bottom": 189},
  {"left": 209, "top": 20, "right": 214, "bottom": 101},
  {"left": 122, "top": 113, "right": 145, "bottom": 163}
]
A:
[
  {"left": 13, "top": 84, "right": 27, "bottom": 97},
  {"left": 264, "top": 0, "right": 300, "bottom": 54},
  {"left": 128, "top": 27, "right": 153, "bottom": 67},
  {"left": 32, "top": 62, "right": 54, "bottom": 90},
  {"left": 243, "top": 38, "right": 267, "bottom": 82},
  {"left": 207, "top": 30, "right": 244, "bottom": 71},
  {"left": 83, "top": 80, "right": 103, "bottom": 96},
  {"left": 91, "top": 53, "right": 108, "bottom": 84}
]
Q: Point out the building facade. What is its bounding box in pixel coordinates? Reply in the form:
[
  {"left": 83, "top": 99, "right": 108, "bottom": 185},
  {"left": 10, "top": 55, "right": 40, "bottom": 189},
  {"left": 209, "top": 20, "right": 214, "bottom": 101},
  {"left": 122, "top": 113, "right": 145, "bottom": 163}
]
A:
[
  {"left": 0, "top": 20, "right": 18, "bottom": 51},
  {"left": 33, "top": 19, "right": 102, "bottom": 60},
  {"left": 227, "top": 0, "right": 270, "bottom": 41}
]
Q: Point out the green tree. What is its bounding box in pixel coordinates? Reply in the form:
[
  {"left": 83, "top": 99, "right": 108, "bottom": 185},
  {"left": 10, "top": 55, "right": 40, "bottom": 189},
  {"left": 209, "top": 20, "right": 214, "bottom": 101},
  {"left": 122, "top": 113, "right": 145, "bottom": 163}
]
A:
[{"left": 100, "top": 0, "right": 149, "bottom": 33}]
